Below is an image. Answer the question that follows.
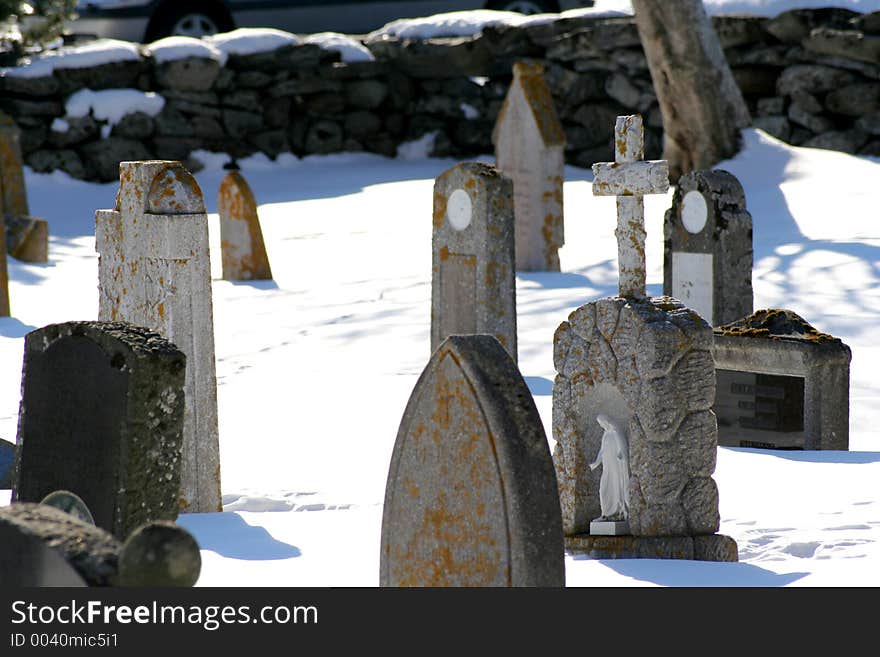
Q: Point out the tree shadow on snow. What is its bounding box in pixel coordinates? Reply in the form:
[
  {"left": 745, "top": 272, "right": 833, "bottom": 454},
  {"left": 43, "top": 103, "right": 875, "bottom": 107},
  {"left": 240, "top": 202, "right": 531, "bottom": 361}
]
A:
[
  {"left": 728, "top": 447, "right": 880, "bottom": 465},
  {"left": 574, "top": 557, "right": 808, "bottom": 587},
  {"left": 0, "top": 317, "right": 37, "bottom": 338},
  {"left": 176, "top": 512, "right": 301, "bottom": 561}
]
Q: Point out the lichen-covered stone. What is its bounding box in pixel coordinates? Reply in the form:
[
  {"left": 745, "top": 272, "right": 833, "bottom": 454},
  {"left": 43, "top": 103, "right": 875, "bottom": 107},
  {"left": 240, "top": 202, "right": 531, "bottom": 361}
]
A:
[
  {"left": 96, "top": 161, "right": 221, "bottom": 513},
  {"left": 381, "top": 335, "right": 564, "bottom": 586},
  {"left": 12, "top": 321, "right": 185, "bottom": 540},
  {"left": 681, "top": 477, "right": 720, "bottom": 534}
]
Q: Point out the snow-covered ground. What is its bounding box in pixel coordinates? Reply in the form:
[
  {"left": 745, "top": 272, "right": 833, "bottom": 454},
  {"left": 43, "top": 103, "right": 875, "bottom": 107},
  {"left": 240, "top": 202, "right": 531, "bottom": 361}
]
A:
[{"left": 1, "top": 127, "right": 879, "bottom": 587}]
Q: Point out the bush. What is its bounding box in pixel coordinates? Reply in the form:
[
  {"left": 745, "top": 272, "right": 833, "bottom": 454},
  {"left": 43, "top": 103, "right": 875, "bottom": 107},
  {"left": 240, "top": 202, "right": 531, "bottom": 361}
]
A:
[{"left": 1, "top": 0, "right": 79, "bottom": 66}]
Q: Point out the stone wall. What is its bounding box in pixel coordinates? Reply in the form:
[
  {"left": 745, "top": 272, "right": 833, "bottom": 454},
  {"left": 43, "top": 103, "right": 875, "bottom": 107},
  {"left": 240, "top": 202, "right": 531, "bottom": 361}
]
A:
[{"left": 2, "top": 7, "right": 879, "bottom": 182}]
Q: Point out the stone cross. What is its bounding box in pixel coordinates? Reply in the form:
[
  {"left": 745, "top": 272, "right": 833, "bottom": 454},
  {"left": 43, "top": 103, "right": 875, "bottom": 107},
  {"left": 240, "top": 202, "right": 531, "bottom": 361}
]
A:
[
  {"left": 218, "top": 168, "right": 273, "bottom": 281},
  {"left": 96, "top": 161, "right": 221, "bottom": 514},
  {"left": 492, "top": 61, "right": 566, "bottom": 272},
  {"left": 431, "top": 162, "right": 517, "bottom": 361},
  {"left": 592, "top": 114, "right": 669, "bottom": 298},
  {"left": 12, "top": 321, "right": 186, "bottom": 539},
  {"left": 664, "top": 169, "right": 753, "bottom": 326},
  {"left": 381, "top": 334, "right": 564, "bottom": 587}
]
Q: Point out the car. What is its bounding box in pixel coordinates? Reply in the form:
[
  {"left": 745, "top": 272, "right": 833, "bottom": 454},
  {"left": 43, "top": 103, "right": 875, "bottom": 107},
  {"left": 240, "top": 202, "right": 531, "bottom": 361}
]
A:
[{"left": 70, "top": 0, "right": 595, "bottom": 44}]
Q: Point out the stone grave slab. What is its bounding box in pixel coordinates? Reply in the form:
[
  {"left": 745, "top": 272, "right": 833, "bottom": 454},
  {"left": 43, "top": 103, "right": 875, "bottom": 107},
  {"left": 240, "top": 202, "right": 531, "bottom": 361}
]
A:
[
  {"left": 493, "top": 60, "right": 566, "bottom": 272},
  {"left": 714, "top": 309, "right": 851, "bottom": 450},
  {"left": 664, "top": 169, "right": 753, "bottom": 326},
  {"left": 431, "top": 162, "right": 517, "bottom": 361},
  {"left": 12, "top": 321, "right": 186, "bottom": 539},
  {"left": 381, "top": 334, "right": 564, "bottom": 587},
  {"left": 218, "top": 168, "right": 273, "bottom": 281},
  {"left": 96, "top": 160, "right": 222, "bottom": 513},
  {"left": 552, "top": 114, "right": 736, "bottom": 561}
]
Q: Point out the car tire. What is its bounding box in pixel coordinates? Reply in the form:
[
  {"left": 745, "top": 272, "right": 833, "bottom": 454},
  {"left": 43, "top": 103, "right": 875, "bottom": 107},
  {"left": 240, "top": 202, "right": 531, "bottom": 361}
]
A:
[
  {"left": 145, "top": 1, "right": 234, "bottom": 41},
  {"left": 487, "top": 0, "right": 560, "bottom": 14}
]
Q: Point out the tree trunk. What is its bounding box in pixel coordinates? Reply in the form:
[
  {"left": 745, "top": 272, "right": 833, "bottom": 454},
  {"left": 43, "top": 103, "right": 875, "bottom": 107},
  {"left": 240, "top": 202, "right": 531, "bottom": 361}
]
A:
[{"left": 632, "top": 0, "right": 751, "bottom": 181}]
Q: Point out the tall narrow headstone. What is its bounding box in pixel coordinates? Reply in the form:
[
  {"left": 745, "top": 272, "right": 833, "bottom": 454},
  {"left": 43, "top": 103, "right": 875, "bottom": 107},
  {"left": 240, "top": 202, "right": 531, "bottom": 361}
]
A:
[
  {"left": 431, "top": 162, "right": 517, "bottom": 361},
  {"left": 664, "top": 169, "right": 753, "bottom": 326},
  {"left": 12, "top": 321, "right": 186, "bottom": 539},
  {"left": 0, "top": 111, "right": 48, "bottom": 265},
  {"left": 96, "top": 161, "right": 221, "bottom": 514},
  {"left": 218, "top": 168, "right": 273, "bottom": 281},
  {"left": 552, "top": 115, "right": 736, "bottom": 561},
  {"left": 492, "top": 61, "right": 566, "bottom": 272},
  {"left": 381, "top": 334, "right": 564, "bottom": 587}
]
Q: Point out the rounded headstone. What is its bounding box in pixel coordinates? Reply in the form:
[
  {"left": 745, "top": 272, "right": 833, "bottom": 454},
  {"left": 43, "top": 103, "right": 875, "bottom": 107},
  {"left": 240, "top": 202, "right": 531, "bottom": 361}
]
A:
[
  {"left": 681, "top": 190, "right": 708, "bottom": 234},
  {"left": 447, "top": 188, "right": 472, "bottom": 231},
  {"left": 41, "top": 489, "right": 96, "bottom": 525},
  {"left": 117, "top": 521, "right": 201, "bottom": 587}
]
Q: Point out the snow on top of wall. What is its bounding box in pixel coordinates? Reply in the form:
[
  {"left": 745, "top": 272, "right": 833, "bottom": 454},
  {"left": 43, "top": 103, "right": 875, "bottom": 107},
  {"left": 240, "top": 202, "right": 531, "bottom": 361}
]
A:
[
  {"left": 303, "top": 32, "right": 375, "bottom": 62},
  {"left": 64, "top": 88, "right": 165, "bottom": 124},
  {"left": 206, "top": 28, "right": 300, "bottom": 56},
  {"left": 143, "top": 36, "right": 227, "bottom": 65},
  {"left": 0, "top": 38, "right": 140, "bottom": 79},
  {"left": 586, "top": 0, "right": 880, "bottom": 17},
  {"left": 368, "top": 10, "right": 535, "bottom": 39}
]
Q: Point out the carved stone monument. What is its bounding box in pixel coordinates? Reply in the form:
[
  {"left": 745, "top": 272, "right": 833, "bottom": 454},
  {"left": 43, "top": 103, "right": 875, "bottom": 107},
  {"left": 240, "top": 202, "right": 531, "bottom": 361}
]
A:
[
  {"left": 431, "top": 162, "right": 517, "bottom": 361},
  {"left": 664, "top": 169, "right": 753, "bottom": 326},
  {"left": 218, "top": 167, "right": 273, "bottom": 281},
  {"left": 12, "top": 321, "right": 186, "bottom": 539},
  {"left": 552, "top": 115, "right": 737, "bottom": 561},
  {"left": 381, "top": 334, "right": 564, "bottom": 587},
  {"left": 0, "top": 110, "right": 49, "bottom": 265},
  {"left": 714, "top": 309, "right": 851, "bottom": 450},
  {"left": 96, "top": 161, "right": 222, "bottom": 513},
  {"left": 493, "top": 61, "right": 566, "bottom": 272}
]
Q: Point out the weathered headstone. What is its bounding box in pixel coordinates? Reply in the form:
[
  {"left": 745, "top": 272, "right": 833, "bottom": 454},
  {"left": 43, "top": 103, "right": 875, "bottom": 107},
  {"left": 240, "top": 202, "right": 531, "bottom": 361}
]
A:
[
  {"left": 714, "top": 309, "right": 851, "bottom": 450},
  {"left": 117, "top": 521, "right": 202, "bottom": 587},
  {"left": 0, "top": 503, "right": 202, "bottom": 586},
  {"left": 492, "top": 61, "right": 566, "bottom": 272},
  {"left": 664, "top": 169, "right": 753, "bottom": 326},
  {"left": 381, "top": 334, "right": 564, "bottom": 587},
  {"left": 12, "top": 321, "right": 186, "bottom": 539},
  {"left": 0, "top": 503, "right": 117, "bottom": 586},
  {"left": 41, "top": 489, "right": 96, "bottom": 525},
  {"left": 0, "top": 437, "right": 15, "bottom": 488},
  {"left": 218, "top": 167, "right": 273, "bottom": 281},
  {"left": 0, "top": 111, "right": 49, "bottom": 265},
  {"left": 96, "top": 160, "right": 222, "bottom": 514},
  {"left": 552, "top": 115, "right": 736, "bottom": 561},
  {"left": 431, "top": 162, "right": 517, "bottom": 361}
]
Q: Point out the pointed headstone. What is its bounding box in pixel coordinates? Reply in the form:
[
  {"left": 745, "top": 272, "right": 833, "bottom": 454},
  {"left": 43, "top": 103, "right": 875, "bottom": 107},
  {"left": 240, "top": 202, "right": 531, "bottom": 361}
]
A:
[
  {"left": 493, "top": 61, "right": 566, "bottom": 272},
  {"left": 664, "top": 169, "right": 753, "bottom": 326},
  {"left": 12, "top": 321, "right": 186, "bottom": 539},
  {"left": 218, "top": 169, "right": 273, "bottom": 281},
  {"left": 381, "top": 334, "right": 564, "bottom": 586},
  {"left": 0, "top": 111, "right": 48, "bottom": 266},
  {"left": 431, "top": 162, "right": 517, "bottom": 361},
  {"left": 96, "top": 161, "right": 221, "bottom": 514}
]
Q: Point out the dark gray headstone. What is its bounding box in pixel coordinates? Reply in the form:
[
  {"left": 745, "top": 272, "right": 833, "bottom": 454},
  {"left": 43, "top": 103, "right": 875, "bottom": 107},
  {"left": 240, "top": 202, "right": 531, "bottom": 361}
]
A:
[
  {"left": 117, "top": 521, "right": 202, "bottom": 587},
  {"left": 714, "top": 309, "right": 851, "bottom": 450},
  {"left": 381, "top": 334, "right": 564, "bottom": 587},
  {"left": 0, "top": 437, "right": 15, "bottom": 488},
  {"left": 0, "top": 503, "right": 121, "bottom": 586},
  {"left": 41, "top": 489, "right": 96, "bottom": 525},
  {"left": 431, "top": 163, "right": 517, "bottom": 361},
  {"left": 12, "top": 321, "right": 186, "bottom": 540},
  {"left": 663, "top": 169, "right": 753, "bottom": 326}
]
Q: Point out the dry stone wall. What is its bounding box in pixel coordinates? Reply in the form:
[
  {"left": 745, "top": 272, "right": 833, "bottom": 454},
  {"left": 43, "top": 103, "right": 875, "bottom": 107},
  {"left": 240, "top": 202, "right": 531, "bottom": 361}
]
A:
[{"left": 2, "top": 8, "right": 880, "bottom": 182}]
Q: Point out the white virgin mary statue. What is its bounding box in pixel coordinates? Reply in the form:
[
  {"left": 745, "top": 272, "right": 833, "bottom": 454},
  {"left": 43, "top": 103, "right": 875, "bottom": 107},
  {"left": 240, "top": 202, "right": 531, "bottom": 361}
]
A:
[{"left": 589, "top": 413, "right": 630, "bottom": 521}]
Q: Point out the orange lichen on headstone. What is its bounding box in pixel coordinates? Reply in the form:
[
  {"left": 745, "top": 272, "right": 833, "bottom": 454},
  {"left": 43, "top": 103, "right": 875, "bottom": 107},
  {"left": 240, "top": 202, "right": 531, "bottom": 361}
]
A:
[{"left": 217, "top": 171, "right": 273, "bottom": 281}]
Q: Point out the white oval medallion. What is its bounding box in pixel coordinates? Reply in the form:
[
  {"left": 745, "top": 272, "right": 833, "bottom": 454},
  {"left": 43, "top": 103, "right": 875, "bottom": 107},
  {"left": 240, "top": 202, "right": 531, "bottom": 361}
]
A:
[
  {"left": 447, "top": 189, "right": 472, "bottom": 231},
  {"left": 681, "top": 190, "right": 708, "bottom": 234}
]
